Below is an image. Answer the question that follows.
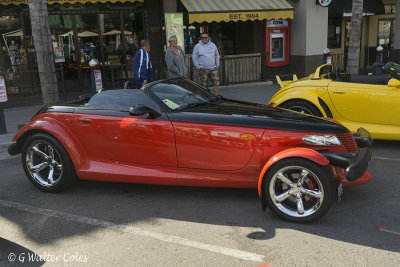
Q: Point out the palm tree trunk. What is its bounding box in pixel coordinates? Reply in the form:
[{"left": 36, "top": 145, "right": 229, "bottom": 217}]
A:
[
  {"left": 346, "top": 0, "right": 364, "bottom": 74},
  {"left": 29, "top": 0, "right": 59, "bottom": 105}
]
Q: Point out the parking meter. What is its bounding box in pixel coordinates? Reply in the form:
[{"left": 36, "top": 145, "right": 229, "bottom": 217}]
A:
[
  {"left": 323, "top": 48, "right": 332, "bottom": 64},
  {"left": 89, "top": 59, "right": 103, "bottom": 92},
  {"left": 373, "top": 46, "right": 384, "bottom": 75},
  {"left": 0, "top": 76, "right": 8, "bottom": 134}
]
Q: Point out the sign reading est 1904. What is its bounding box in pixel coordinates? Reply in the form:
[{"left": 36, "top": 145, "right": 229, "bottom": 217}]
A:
[{"left": 316, "top": 0, "right": 332, "bottom": 7}]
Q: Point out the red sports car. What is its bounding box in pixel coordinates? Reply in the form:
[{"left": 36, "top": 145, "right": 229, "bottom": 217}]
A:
[{"left": 8, "top": 78, "right": 372, "bottom": 223}]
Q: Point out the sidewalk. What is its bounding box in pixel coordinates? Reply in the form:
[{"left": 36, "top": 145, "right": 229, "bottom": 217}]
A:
[{"left": 0, "top": 80, "right": 274, "bottom": 157}]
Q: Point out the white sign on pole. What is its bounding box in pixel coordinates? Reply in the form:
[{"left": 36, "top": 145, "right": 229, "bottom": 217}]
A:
[
  {"left": 0, "top": 76, "right": 8, "bottom": 103},
  {"left": 94, "top": 70, "right": 103, "bottom": 92}
]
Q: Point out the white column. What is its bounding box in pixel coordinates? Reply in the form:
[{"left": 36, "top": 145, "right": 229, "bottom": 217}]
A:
[{"left": 290, "top": 1, "right": 328, "bottom": 56}]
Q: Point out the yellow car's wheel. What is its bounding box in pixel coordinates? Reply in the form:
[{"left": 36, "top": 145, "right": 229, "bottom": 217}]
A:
[{"left": 280, "top": 100, "right": 322, "bottom": 117}]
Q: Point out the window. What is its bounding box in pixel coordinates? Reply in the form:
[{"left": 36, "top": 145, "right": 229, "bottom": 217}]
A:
[
  {"left": 88, "top": 89, "right": 160, "bottom": 112},
  {"left": 384, "top": 5, "right": 396, "bottom": 14},
  {"left": 328, "top": 17, "right": 342, "bottom": 49},
  {"left": 149, "top": 79, "right": 216, "bottom": 110}
]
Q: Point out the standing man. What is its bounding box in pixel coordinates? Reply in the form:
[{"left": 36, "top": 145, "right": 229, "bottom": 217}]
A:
[
  {"left": 192, "top": 32, "right": 220, "bottom": 95},
  {"left": 8, "top": 39, "right": 19, "bottom": 72},
  {"left": 133, "top": 39, "right": 152, "bottom": 87}
]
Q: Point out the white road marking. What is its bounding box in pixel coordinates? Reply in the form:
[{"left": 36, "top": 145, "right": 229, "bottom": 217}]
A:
[
  {"left": 379, "top": 229, "right": 400, "bottom": 236},
  {"left": 0, "top": 199, "right": 265, "bottom": 262},
  {"left": 372, "top": 156, "right": 400, "bottom": 162}
]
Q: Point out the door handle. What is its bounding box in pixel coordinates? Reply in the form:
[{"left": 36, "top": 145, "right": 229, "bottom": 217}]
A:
[
  {"left": 333, "top": 91, "right": 345, "bottom": 94},
  {"left": 78, "top": 118, "right": 92, "bottom": 125}
]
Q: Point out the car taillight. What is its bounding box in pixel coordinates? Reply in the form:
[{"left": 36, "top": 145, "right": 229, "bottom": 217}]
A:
[{"left": 269, "top": 102, "right": 277, "bottom": 107}]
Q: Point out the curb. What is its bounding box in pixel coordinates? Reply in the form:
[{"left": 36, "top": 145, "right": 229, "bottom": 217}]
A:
[{"left": 220, "top": 80, "right": 274, "bottom": 88}]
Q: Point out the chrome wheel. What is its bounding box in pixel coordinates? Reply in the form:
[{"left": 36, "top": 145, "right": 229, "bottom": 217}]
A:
[
  {"left": 25, "top": 142, "right": 63, "bottom": 187},
  {"left": 269, "top": 165, "right": 324, "bottom": 218}
]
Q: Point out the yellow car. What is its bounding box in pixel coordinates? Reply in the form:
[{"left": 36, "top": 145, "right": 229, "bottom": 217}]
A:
[{"left": 269, "top": 62, "right": 400, "bottom": 140}]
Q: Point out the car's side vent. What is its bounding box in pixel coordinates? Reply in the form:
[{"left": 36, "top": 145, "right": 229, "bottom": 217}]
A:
[{"left": 336, "top": 132, "right": 358, "bottom": 152}]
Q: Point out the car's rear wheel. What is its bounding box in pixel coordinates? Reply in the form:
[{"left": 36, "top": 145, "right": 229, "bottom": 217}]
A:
[
  {"left": 280, "top": 100, "right": 322, "bottom": 117},
  {"left": 22, "top": 133, "right": 77, "bottom": 192},
  {"left": 263, "top": 158, "right": 335, "bottom": 223}
]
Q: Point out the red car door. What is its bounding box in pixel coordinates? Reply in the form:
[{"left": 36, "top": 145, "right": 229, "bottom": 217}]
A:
[
  {"left": 173, "top": 121, "right": 264, "bottom": 171},
  {"left": 70, "top": 90, "right": 177, "bottom": 167}
]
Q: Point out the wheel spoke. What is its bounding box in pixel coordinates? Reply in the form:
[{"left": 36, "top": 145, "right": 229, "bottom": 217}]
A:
[
  {"left": 298, "top": 169, "right": 309, "bottom": 185},
  {"left": 296, "top": 196, "right": 305, "bottom": 214},
  {"left": 30, "top": 162, "right": 49, "bottom": 173},
  {"left": 54, "top": 161, "right": 63, "bottom": 171},
  {"left": 277, "top": 172, "right": 292, "bottom": 186},
  {"left": 301, "top": 188, "right": 322, "bottom": 199},
  {"left": 47, "top": 145, "right": 54, "bottom": 159},
  {"left": 274, "top": 190, "right": 291, "bottom": 203},
  {"left": 32, "top": 146, "right": 48, "bottom": 159},
  {"left": 47, "top": 168, "right": 54, "bottom": 184}
]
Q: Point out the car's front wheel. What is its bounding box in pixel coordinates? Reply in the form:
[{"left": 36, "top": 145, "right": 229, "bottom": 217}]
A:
[
  {"left": 280, "top": 100, "right": 322, "bottom": 117},
  {"left": 263, "top": 158, "right": 335, "bottom": 223},
  {"left": 21, "top": 133, "right": 77, "bottom": 192}
]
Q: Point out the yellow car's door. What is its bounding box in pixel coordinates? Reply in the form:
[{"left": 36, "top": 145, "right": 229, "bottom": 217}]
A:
[{"left": 328, "top": 81, "right": 400, "bottom": 125}]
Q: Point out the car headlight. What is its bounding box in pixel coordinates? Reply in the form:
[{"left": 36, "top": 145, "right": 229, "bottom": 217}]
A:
[{"left": 302, "top": 135, "right": 342, "bottom": 146}]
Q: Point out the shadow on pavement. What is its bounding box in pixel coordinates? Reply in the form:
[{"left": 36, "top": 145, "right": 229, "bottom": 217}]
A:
[{"left": 0, "top": 150, "right": 399, "bottom": 253}]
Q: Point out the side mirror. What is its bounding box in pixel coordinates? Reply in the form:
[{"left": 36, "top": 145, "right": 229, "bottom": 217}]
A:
[
  {"left": 129, "top": 104, "right": 161, "bottom": 119},
  {"left": 387, "top": 78, "right": 400, "bottom": 87}
]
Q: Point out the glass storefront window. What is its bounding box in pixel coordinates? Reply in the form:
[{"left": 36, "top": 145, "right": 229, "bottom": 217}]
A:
[
  {"left": 328, "top": 17, "right": 341, "bottom": 49},
  {"left": 123, "top": 12, "right": 143, "bottom": 59},
  {"left": 102, "top": 12, "right": 121, "bottom": 66},
  {"left": 378, "top": 20, "right": 394, "bottom": 47},
  {"left": 75, "top": 13, "right": 99, "bottom": 67},
  {"left": 0, "top": 16, "right": 24, "bottom": 73}
]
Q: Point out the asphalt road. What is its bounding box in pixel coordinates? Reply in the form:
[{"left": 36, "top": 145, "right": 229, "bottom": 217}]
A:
[{"left": 0, "top": 84, "right": 399, "bottom": 266}]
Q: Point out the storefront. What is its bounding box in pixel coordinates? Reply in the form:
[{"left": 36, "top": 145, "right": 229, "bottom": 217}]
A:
[
  {"left": 327, "top": 0, "right": 387, "bottom": 72},
  {"left": 0, "top": 0, "right": 146, "bottom": 102},
  {"left": 174, "top": 0, "right": 293, "bottom": 83}
]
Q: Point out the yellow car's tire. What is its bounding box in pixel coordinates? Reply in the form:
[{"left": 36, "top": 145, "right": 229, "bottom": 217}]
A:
[{"left": 280, "top": 100, "right": 323, "bottom": 117}]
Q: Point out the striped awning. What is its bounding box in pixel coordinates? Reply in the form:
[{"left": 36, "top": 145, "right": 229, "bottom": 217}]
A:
[
  {"left": 180, "top": 0, "right": 293, "bottom": 23},
  {"left": 0, "top": 0, "right": 143, "bottom": 6}
]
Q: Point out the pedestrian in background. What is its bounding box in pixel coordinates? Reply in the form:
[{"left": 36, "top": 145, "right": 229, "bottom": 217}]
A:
[
  {"left": 165, "top": 35, "right": 187, "bottom": 78},
  {"left": 8, "top": 39, "right": 19, "bottom": 72},
  {"left": 192, "top": 32, "right": 220, "bottom": 95},
  {"left": 133, "top": 39, "right": 152, "bottom": 87}
]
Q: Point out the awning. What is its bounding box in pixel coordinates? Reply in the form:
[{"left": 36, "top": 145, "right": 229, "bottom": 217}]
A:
[
  {"left": 60, "top": 30, "right": 98, "bottom": 37},
  {"left": 0, "top": 0, "right": 143, "bottom": 6},
  {"left": 180, "top": 0, "right": 293, "bottom": 23},
  {"left": 104, "top": 30, "right": 133, "bottom": 35}
]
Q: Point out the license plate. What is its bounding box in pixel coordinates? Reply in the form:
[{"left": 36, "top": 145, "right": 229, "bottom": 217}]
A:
[{"left": 337, "top": 181, "right": 343, "bottom": 202}]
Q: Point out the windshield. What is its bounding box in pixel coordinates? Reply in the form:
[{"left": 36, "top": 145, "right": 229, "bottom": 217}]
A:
[{"left": 148, "top": 79, "right": 218, "bottom": 110}]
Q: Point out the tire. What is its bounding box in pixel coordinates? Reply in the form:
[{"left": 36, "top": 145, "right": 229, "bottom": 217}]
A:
[
  {"left": 21, "top": 133, "right": 77, "bottom": 192},
  {"left": 280, "top": 100, "right": 323, "bottom": 117},
  {"left": 263, "top": 158, "right": 335, "bottom": 223}
]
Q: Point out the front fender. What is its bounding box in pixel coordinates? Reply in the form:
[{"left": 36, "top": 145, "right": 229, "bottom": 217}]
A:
[
  {"left": 270, "top": 89, "right": 321, "bottom": 108},
  {"left": 257, "top": 147, "right": 330, "bottom": 197},
  {"left": 13, "top": 115, "right": 86, "bottom": 170}
]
